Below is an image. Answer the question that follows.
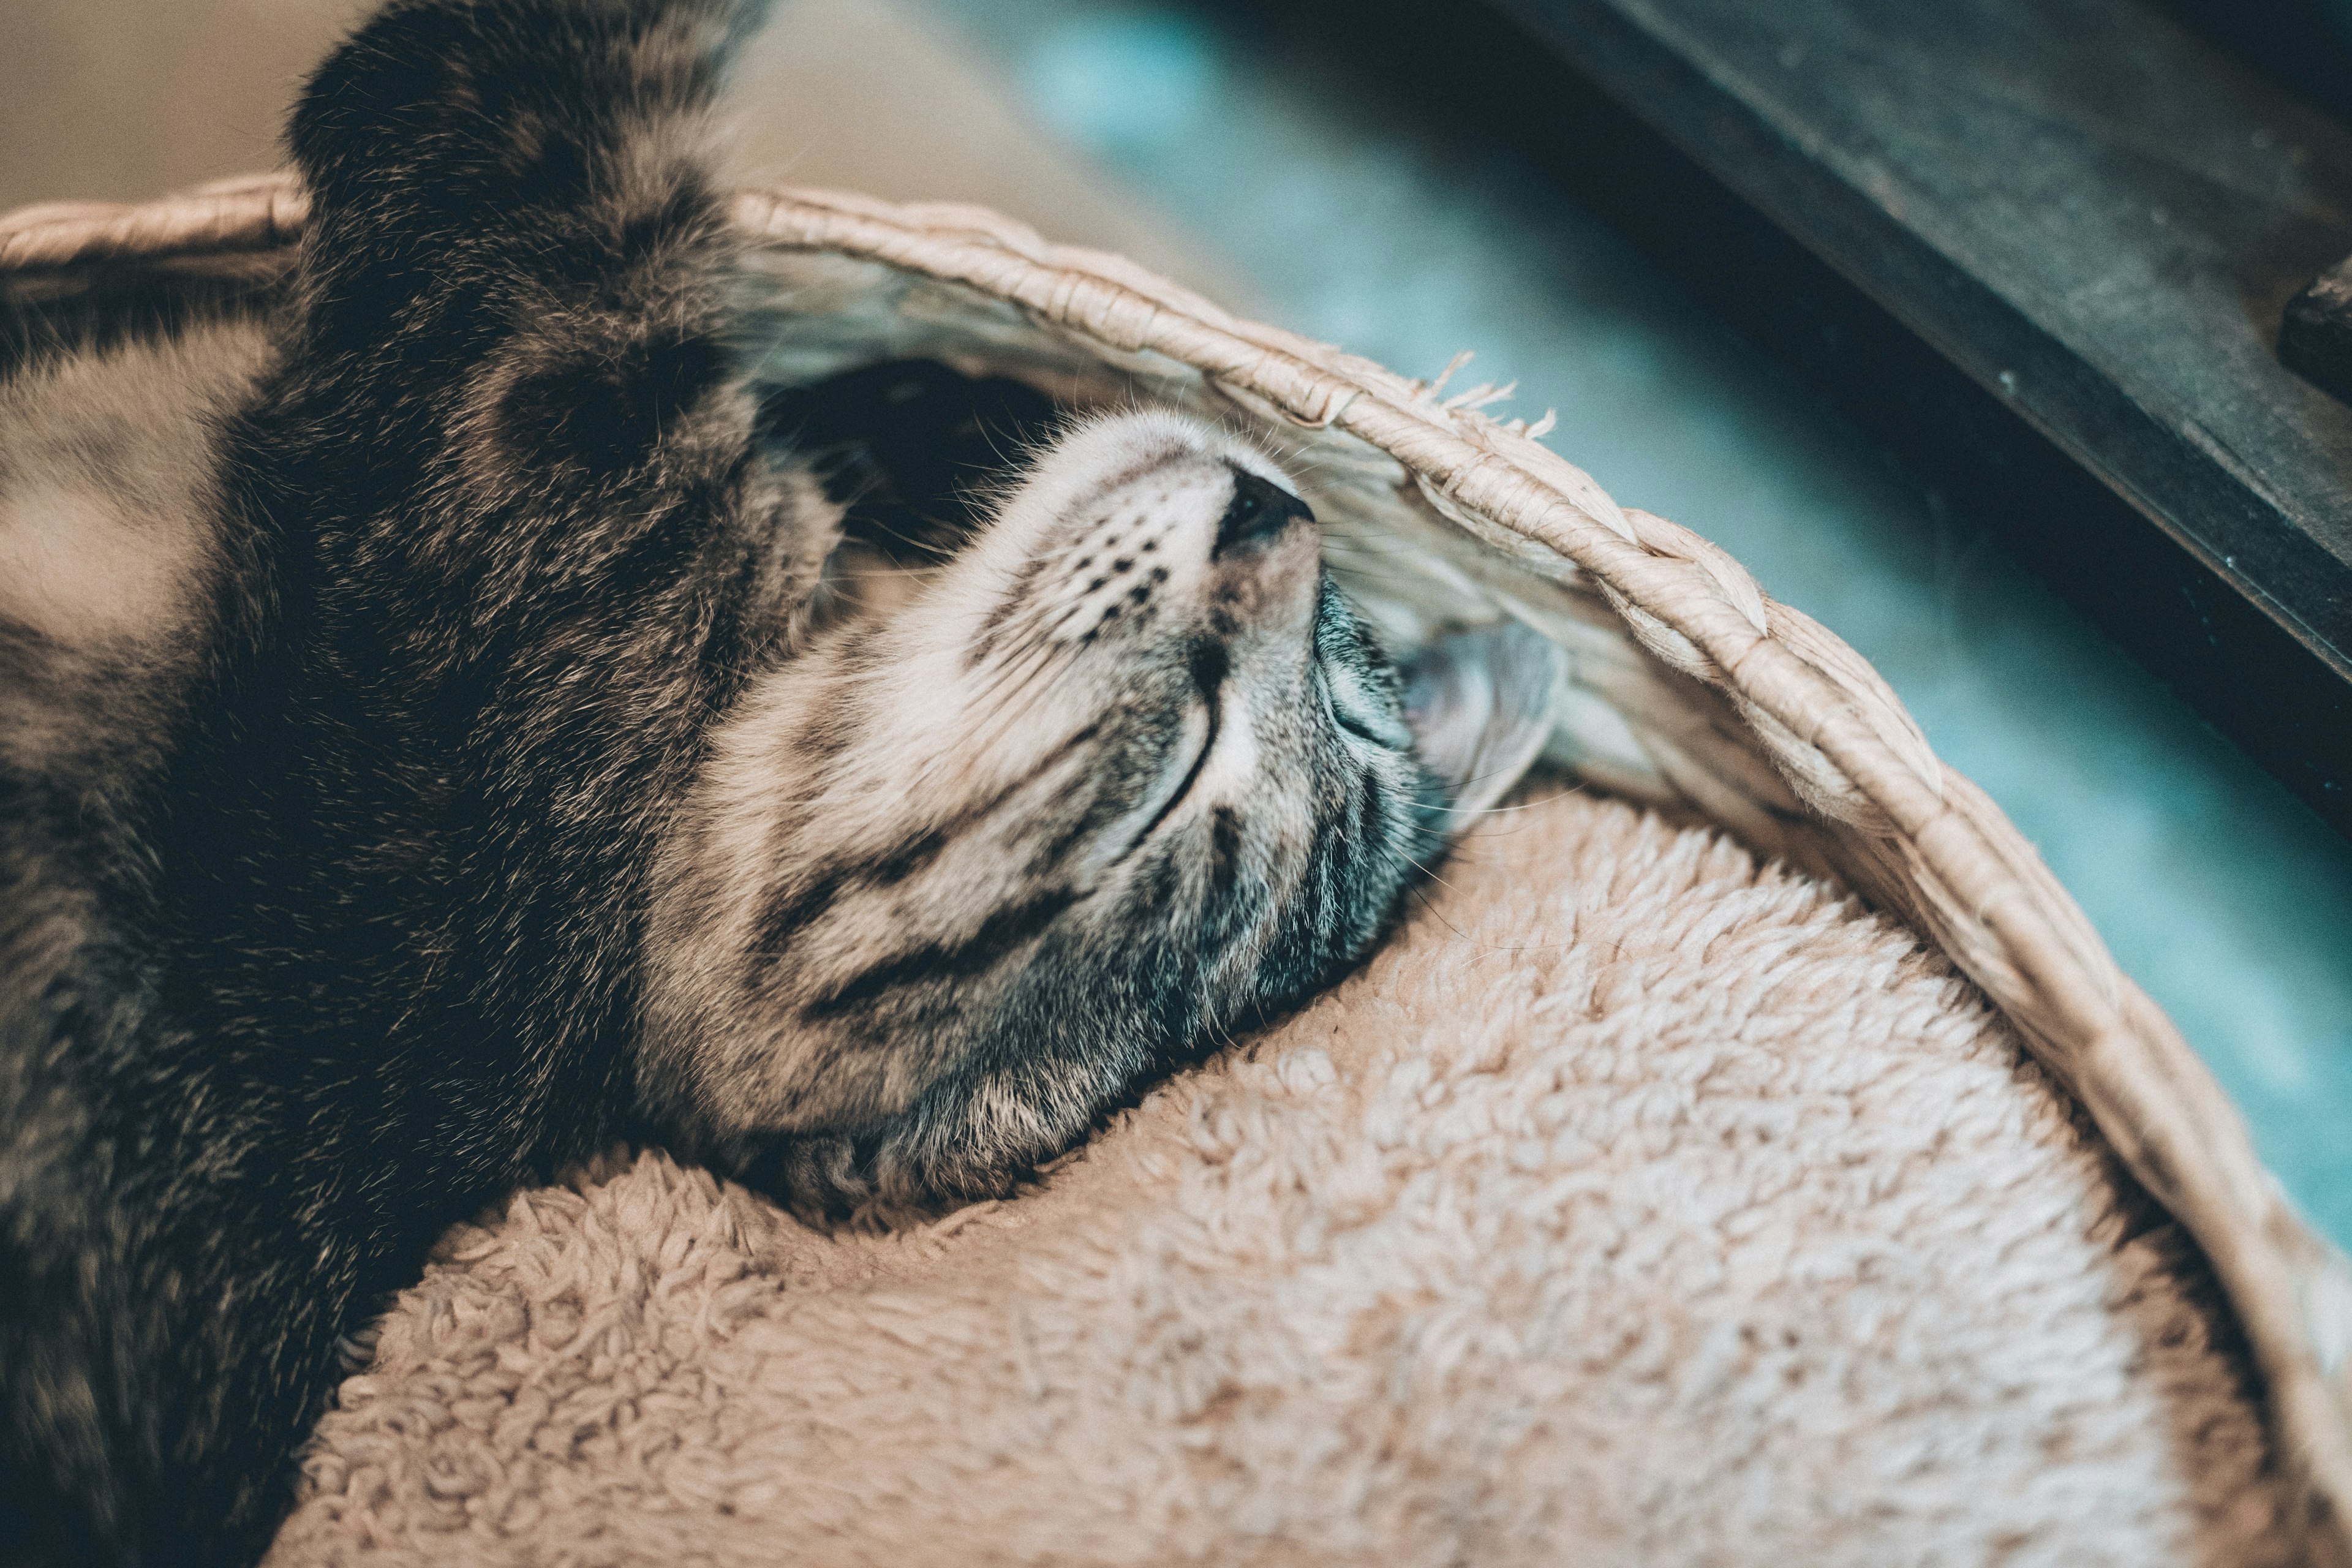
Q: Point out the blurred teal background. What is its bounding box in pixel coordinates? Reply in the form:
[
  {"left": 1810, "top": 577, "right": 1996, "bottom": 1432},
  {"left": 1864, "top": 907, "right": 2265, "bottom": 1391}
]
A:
[{"left": 926, "top": 0, "right": 2352, "bottom": 1245}]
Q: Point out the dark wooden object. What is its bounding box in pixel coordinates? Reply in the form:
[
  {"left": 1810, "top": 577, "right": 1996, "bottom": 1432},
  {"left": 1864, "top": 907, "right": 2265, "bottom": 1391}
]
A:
[
  {"left": 1257, "top": 0, "right": 2352, "bottom": 837},
  {"left": 2284, "top": 254, "right": 2352, "bottom": 407}
]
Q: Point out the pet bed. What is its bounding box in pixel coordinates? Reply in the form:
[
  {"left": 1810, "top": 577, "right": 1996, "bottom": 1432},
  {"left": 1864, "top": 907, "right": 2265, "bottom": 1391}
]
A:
[{"left": 3, "top": 178, "right": 2346, "bottom": 1565}]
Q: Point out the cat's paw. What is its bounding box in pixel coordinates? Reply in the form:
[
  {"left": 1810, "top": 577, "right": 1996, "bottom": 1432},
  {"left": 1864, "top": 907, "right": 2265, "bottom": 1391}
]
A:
[{"left": 290, "top": 0, "right": 771, "bottom": 226}]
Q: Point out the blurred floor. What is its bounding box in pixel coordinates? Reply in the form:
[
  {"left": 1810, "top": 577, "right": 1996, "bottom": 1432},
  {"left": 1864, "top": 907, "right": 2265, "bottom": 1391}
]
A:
[
  {"left": 1, "top": 0, "right": 356, "bottom": 215},
  {"left": 0, "top": 0, "right": 1235, "bottom": 297},
  {"left": 6, "top": 0, "right": 2350, "bottom": 1246}
]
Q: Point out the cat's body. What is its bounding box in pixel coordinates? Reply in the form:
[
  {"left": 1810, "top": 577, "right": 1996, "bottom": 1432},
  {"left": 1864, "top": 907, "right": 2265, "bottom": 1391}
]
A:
[{"left": 0, "top": 2, "right": 1555, "bottom": 1562}]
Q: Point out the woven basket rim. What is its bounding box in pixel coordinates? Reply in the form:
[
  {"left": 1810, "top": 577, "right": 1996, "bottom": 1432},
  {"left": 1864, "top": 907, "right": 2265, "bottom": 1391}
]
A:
[{"left": 7, "top": 173, "right": 2348, "bottom": 1562}]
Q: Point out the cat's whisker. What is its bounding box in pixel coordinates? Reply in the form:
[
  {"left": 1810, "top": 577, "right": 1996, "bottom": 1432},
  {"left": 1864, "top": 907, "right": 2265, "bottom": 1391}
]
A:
[
  {"left": 1401, "top": 875, "right": 1476, "bottom": 945},
  {"left": 1398, "top": 846, "right": 1470, "bottom": 905},
  {"left": 1422, "top": 787, "right": 1583, "bottom": 821},
  {"left": 949, "top": 635, "right": 1074, "bottom": 760}
]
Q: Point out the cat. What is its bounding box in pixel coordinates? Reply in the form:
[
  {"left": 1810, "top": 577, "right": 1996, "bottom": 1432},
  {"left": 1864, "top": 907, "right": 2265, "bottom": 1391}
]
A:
[{"left": 0, "top": 1, "right": 1558, "bottom": 1562}]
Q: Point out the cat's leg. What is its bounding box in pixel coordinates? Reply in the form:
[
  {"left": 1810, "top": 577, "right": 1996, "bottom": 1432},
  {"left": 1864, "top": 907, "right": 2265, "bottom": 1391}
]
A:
[
  {"left": 252, "top": 0, "right": 803, "bottom": 1202},
  {"left": 0, "top": 4, "right": 792, "bottom": 1564},
  {"left": 282, "top": 0, "right": 791, "bottom": 666}
]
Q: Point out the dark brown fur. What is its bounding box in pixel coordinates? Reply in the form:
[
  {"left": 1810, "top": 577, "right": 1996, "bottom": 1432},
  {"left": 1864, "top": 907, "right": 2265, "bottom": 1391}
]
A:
[{"left": 0, "top": 5, "right": 1550, "bottom": 1561}]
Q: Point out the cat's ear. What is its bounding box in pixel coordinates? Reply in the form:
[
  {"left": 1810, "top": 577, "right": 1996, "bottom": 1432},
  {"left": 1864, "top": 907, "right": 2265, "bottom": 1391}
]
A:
[{"left": 1402, "top": 619, "right": 1564, "bottom": 829}]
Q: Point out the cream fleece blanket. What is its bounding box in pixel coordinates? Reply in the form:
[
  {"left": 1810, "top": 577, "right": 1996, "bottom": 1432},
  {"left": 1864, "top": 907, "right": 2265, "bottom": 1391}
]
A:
[{"left": 263, "top": 791, "right": 2290, "bottom": 1567}]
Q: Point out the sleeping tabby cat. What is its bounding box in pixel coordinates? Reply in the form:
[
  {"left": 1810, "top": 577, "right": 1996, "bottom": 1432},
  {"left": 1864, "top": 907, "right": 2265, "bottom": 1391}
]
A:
[{"left": 0, "top": 1, "right": 1556, "bottom": 1561}]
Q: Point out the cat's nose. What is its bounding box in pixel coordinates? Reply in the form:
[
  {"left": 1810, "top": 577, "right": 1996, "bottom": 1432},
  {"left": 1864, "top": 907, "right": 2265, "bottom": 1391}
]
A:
[{"left": 1213, "top": 466, "right": 1314, "bottom": 558}]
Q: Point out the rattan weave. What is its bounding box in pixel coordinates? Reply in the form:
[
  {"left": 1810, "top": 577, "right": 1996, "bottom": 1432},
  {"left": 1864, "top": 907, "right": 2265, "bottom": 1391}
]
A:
[{"left": 6, "top": 173, "right": 2346, "bottom": 1564}]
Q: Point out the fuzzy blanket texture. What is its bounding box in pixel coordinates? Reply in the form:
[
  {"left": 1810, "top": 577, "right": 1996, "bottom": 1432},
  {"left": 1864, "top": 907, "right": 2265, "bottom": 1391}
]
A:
[{"left": 263, "top": 790, "right": 2290, "bottom": 1566}]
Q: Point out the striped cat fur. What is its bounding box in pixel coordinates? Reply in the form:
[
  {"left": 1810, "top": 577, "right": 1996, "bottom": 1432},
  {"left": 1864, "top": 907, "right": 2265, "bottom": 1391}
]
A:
[{"left": 0, "top": 1, "right": 1557, "bottom": 1562}]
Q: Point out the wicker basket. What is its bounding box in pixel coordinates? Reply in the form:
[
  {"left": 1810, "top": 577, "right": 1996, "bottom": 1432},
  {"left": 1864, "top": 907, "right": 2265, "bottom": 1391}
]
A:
[{"left": 6, "top": 175, "right": 2348, "bottom": 1564}]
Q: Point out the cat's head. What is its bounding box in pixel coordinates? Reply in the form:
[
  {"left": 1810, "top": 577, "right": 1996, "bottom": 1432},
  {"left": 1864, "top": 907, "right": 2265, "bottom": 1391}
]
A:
[{"left": 641, "top": 408, "right": 1558, "bottom": 1213}]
